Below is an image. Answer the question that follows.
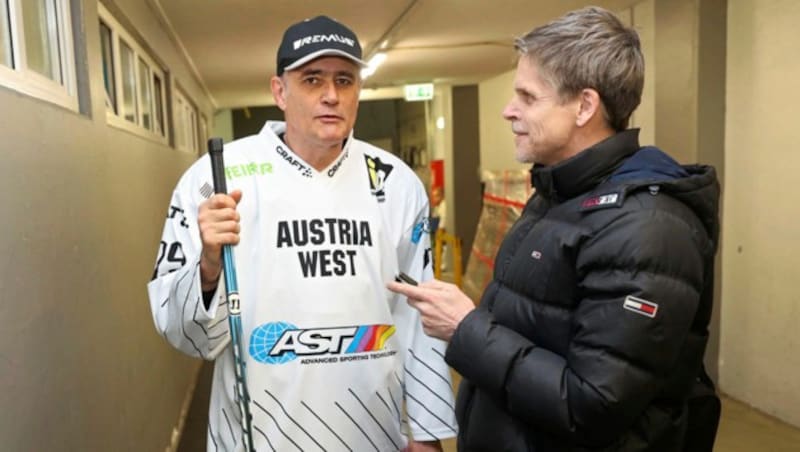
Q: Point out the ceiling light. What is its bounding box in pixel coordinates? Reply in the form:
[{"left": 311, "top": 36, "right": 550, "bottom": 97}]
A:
[{"left": 361, "top": 52, "right": 387, "bottom": 79}]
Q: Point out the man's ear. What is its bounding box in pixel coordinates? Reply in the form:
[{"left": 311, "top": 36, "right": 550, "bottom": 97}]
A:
[
  {"left": 576, "top": 88, "right": 602, "bottom": 127},
  {"left": 270, "top": 75, "right": 287, "bottom": 111}
]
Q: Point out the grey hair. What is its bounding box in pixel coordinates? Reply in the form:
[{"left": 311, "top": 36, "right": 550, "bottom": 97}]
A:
[{"left": 514, "top": 6, "right": 644, "bottom": 131}]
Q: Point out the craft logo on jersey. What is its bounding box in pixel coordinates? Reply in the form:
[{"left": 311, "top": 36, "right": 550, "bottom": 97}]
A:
[
  {"left": 276, "top": 144, "right": 313, "bottom": 178},
  {"left": 249, "top": 322, "right": 396, "bottom": 365},
  {"left": 327, "top": 149, "right": 349, "bottom": 178},
  {"left": 364, "top": 155, "right": 393, "bottom": 202}
]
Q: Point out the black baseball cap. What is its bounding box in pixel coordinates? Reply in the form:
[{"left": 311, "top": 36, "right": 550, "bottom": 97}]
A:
[{"left": 276, "top": 15, "right": 367, "bottom": 75}]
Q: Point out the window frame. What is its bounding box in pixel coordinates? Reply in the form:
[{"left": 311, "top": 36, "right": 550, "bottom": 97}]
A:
[
  {"left": 198, "top": 113, "right": 209, "bottom": 156},
  {"left": 98, "top": 3, "right": 168, "bottom": 145},
  {"left": 0, "top": 0, "right": 78, "bottom": 111},
  {"left": 173, "top": 85, "right": 200, "bottom": 154}
]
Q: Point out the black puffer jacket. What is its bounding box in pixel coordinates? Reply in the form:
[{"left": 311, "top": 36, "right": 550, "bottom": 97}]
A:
[{"left": 446, "top": 130, "right": 719, "bottom": 451}]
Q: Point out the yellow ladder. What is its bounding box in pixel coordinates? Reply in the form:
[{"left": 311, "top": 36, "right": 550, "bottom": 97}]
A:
[{"left": 433, "top": 229, "right": 463, "bottom": 288}]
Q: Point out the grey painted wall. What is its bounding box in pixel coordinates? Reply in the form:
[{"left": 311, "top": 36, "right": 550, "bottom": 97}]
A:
[{"left": 0, "top": 1, "right": 214, "bottom": 450}]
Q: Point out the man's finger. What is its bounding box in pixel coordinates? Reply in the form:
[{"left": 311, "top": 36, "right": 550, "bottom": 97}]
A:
[
  {"left": 387, "top": 280, "right": 429, "bottom": 301},
  {"left": 204, "top": 193, "right": 239, "bottom": 210},
  {"left": 209, "top": 193, "right": 233, "bottom": 208},
  {"left": 211, "top": 220, "right": 241, "bottom": 234},
  {"left": 405, "top": 296, "right": 425, "bottom": 311},
  {"left": 202, "top": 210, "right": 239, "bottom": 226},
  {"left": 419, "top": 279, "right": 451, "bottom": 291}
]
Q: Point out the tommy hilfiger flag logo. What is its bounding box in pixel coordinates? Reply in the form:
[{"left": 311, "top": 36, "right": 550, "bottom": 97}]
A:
[{"left": 623, "top": 295, "right": 658, "bottom": 318}]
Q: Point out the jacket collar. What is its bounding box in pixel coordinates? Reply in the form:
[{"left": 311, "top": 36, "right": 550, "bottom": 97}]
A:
[{"left": 531, "top": 129, "right": 640, "bottom": 201}]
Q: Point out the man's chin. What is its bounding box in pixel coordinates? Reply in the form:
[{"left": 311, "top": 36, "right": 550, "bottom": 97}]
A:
[
  {"left": 514, "top": 150, "right": 537, "bottom": 165},
  {"left": 316, "top": 129, "right": 349, "bottom": 146}
]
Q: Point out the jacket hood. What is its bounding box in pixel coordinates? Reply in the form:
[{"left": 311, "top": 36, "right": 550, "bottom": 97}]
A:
[
  {"left": 611, "top": 146, "right": 720, "bottom": 245},
  {"left": 649, "top": 162, "right": 720, "bottom": 245},
  {"left": 610, "top": 146, "right": 689, "bottom": 183}
]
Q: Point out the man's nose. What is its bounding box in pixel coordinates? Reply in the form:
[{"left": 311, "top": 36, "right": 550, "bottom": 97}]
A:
[
  {"left": 321, "top": 81, "right": 339, "bottom": 104},
  {"left": 502, "top": 100, "right": 517, "bottom": 120}
]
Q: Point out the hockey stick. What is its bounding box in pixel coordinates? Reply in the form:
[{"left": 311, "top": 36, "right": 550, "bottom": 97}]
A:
[{"left": 208, "top": 138, "right": 255, "bottom": 451}]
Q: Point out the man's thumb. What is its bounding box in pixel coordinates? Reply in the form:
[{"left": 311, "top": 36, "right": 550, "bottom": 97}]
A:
[{"left": 230, "top": 189, "right": 243, "bottom": 204}]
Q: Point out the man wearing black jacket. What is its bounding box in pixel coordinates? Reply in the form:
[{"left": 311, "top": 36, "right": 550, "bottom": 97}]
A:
[{"left": 388, "top": 6, "right": 720, "bottom": 451}]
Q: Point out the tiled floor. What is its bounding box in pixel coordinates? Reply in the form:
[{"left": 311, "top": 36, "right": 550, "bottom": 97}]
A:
[{"left": 178, "top": 362, "right": 800, "bottom": 451}]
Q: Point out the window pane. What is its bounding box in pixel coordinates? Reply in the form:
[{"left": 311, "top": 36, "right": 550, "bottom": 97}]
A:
[
  {"left": 189, "top": 108, "right": 198, "bottom": 151},
  {"left": 138, "top": 58, "right": 152, "bottom": 130},
  {"left": 23, "top": 0, "right": 61, "bottom": 82},
  {"left": 199, "top": 115, "right": 208, "bottom": 155},
  {"left": 120, "top": 40, "right": 137, "bottom": 123},
  {"left": 99, "top": 21, "right": 115, "bottom": 113},
  {"left": 175, "top": 96, "right": 185, "bottom": 149},
  {"left": 1, "top": 0, "right": 12, "bottom": 67},
  {"left": 153, "top": 75, "right": 164, "bottom": 136}
]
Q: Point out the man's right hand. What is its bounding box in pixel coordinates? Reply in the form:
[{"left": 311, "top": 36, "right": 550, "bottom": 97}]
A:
[{"left": 198, "top": 190, "right": 243, "bottom": 291}]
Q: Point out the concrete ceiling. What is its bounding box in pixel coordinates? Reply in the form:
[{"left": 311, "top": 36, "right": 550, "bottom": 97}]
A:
[{"left": 155, "top": 0, "right": 642, "bottom": 109}]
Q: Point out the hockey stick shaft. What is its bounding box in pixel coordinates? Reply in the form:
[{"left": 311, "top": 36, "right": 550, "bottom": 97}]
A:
[{"left": 208, "top": 138, "right": 255, "bottom": 452}]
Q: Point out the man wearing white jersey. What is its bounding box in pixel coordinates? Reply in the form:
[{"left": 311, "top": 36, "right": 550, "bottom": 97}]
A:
[{"left": 148, "top": 15, "right": 456, "bottom": 452}]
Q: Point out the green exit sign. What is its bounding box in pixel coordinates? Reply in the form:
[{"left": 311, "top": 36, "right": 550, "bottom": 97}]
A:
[{"left": 404, "top": 83, "right": 434, "bottom": 101}]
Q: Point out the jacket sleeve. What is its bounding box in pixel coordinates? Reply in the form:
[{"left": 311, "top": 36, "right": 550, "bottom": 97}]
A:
[
  {"left": 394, "top": 181, "right": 458, "bottom": 441},
  {"left": 446, "top": 207, "right": 707, "bottom": 446},
  {"left": 147, "top": 170, "right": 230, "bottom": 360}
]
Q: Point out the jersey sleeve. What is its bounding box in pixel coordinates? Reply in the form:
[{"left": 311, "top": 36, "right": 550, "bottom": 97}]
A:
[
  {"left": 394, "top": 180, "right": 458, "bottom": 441},
  {"left": 146, "top": 169, "right": 230, "bottom": 360}
]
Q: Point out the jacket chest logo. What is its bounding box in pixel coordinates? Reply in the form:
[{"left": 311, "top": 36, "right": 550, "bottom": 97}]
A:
[
  {"left": 623, "top": 295, "right": 658, "bottom": 318},
  {"left": 580, "top": 191, "right": 624, "bottom": 211},
  {"left": 582, "top": 193, "right": 618, "bottom": 208}
]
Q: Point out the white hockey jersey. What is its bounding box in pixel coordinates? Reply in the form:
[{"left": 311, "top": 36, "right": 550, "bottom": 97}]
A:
[{"left": 148, "top": 121, "right": 457, "bottom": 451}]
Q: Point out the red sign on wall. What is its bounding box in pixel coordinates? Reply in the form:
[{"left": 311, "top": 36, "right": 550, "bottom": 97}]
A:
[{"left": 430, "top": 159, "right": 444, "bottom": 206}]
